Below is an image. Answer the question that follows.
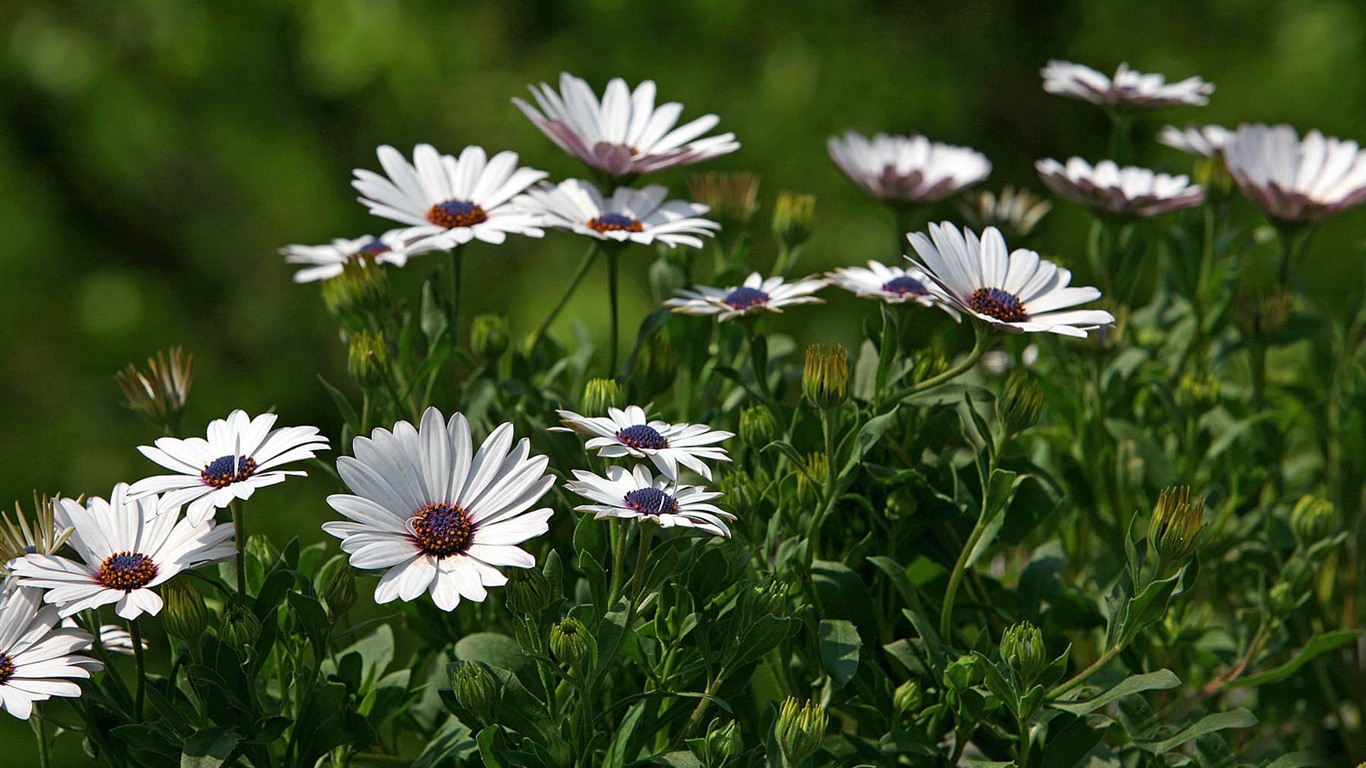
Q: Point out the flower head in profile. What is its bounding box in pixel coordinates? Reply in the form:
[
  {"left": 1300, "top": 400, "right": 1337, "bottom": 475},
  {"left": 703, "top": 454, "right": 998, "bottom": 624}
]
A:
[
  {"left": 554, "top": 405, "right": 732, "bottom": 481},
  {"left": 515, "top": 72, "right": 739, "bottom": 178},
  {"left": 907, "top": 222, "right": 1114, "bottom": 338},
  {"left": 0, "top": 588, "right": 101, "bottom": 719},
  {"left": 1036, "top": 158, "right": 1205, "bottom": 218},
  {"left": 827, "top": 131, "right": 991, "bottom": 203},
  {"left": 517, "top": 180, "right": 719, "bottom": 248},
  {"left": 827, "top": 260, "right": 949, "bottom": 310},
  {"left": 1158, "top": 125, "right": 1233, "bottom": 158},
  {"left": 564, "top": 465, "right": 735, "bottom": 537},
  {"left": 352, "top": 144, "right": 547, "bottom": 265},
  {"left": 1222, "top": 124, "right": 1366, "bottom": 223},
  {"left": 1041, "top": 60, "right": 1213, "bottom": 109},
  {"left": 281, "top": 236, "right": 393, "bottom": 283},
  {"left": 13, "top": 485, "right": 234, "bottom": 620},
  {"left": 322, "top": 408, "right": 554, "bottom": 612},
  {"left": 128, "top": 410, "right": 330, "bottom": 526},
  {"left": 956, "top": 186, "right": 1052, "bottom": 242},
  {"left": 666, "top": 272, "right": 826, "bottom": 322}
]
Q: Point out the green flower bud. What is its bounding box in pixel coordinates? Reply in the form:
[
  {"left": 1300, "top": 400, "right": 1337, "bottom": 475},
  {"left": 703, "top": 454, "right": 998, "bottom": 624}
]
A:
[
  {"left": 582, "top": 377, "right": 625, "bottom": 415},
  {"left": 720, "top": 466, "right": 766, "bottom": 516},
  {"left": 913, "top": 350, "right": 948, "bottom": 382},
  {"left": 221, "top": 601, "right": 261, "bottom": 654},
  {"left": 707, "top": 719, "right": 744, "bottom": 760},
  {"left": 772, "top": 192, "right": 815, "bottom": 251},
  {"left": 346, "top": 330, "right": 389, "bottom": 388},
  {"left": 802, "top": 345, "right": 848, "bottom": 411},
  {"left": 893, "top": 679, "right": 922, "bottom": 720},
  {"left": 470, "top": 315, "right": 510, "bottom": 363},
  {"left": 774, "top": 697, "right": 826, "bottom": 768},
  {"left": 321, "top": 255, "right": 389, "bottom": 327},
  {"left": 739, "top": 405, "right": 777, "bottom": 447},
  {"left": 450, "top": 660, "right": 500, "bottom": 725},
  {"left": 1000, "top": 620, "right": 1046, "bottom": 686},
  {"left": 115, "top": 347, "right": 194, "bottom": 429},
  {"left": 1178, "top": 370, "right": 1220, "bottom": 411},
  {"left": 316, "top": 556, "right": 357, "bottom": 618},
  {"left": 998, "top": 371, "right": 1044, "bottom": 435},
  {"left": 795, "top": 452, "right": 830, "bottom": 507},
  {"left": 740, "top": 578, "right": 789, "bottom": 622},
  {"left": 505, "top": 567, "right": 552, "bottom": 615},
  {"left": 636, "top": 336, "right": 680, "bottom": 401},
  {"left": 161, "top": 579, "right": 208, "bottom": 643},
  {"left": 1289, "top": 495, "right": 1336, "bottom": 548},
  {"left": 246, "top": 534, "right": 280, "bottom": 571},
  {"left": 687, "top": 171, "right": 761, "bottom": 228},
  {"left": 1148, "top": 486, "right": 1206, "bottom": 566},
  {"left": 1268, "top": 581, "right": 1300, "bottom": 616},
  {"left": 550, "top": 617, "right": 595, "bottom": 673},
  {"left": 885, "top": 487, "right": 918, "bottom": 520}
]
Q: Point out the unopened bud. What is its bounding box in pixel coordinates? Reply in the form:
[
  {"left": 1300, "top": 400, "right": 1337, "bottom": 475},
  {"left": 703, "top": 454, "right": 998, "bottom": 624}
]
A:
[
  {"left": 221, "top": 601, "right": 261, "bottom": 654},
  {"left": 317, "top": 556, "right": 357, "bottom": 618},
  {"left": 505, "top": 567, "right": 552, "bottom": 615},
  {"left": 893, "top": 679, "right": 922, "bottom": 719},
  {"left": 914, "top": 350, "right": 949, "bottom": 382},
  {"left": 1148, "top": 486, "right": 1206, "bottom": 565},
  {"left": 772, "top": 192, "right": 815, "bottom": 251},
  {"left": 321, "top": 254, "right": 389, "bottom": 324},
  {"left": 550, "top": 617, "right": 594, "bottom": 673},
  {"left": 999, "top": 371, "right": 1044, "bottom": 435},
  {"left": 1289, "top": 495, "right": 1336, "bottom": 548},
  {"left": 470, "top": 315, "right": 510, "bottom": 363},
  {"left": 246, "top": 534, "right": 279, "bottom": 570},
  {"left": 1178, "top": 371, "right": 1220, "bottom": 410},
  {"left": 1236, "top": 289, "right": 1291, "bottom": 343},
  {"left": 582, "top": 378, "right": 625, "bottom": 415},
  {"left": 1000, "top": 621, "right": 1046, "bottom": 685},
  {"left": 739, "top": 405, "right": 777, "bottom": 447},
  {"left": 774, "top": 697, "right": 826, "bottom": 768},
  {"left": 707, "top": 719, "right": 744, "bottom": 760},
  {"left": 1269, "top": 581, "right": 1302, "bottom": 616},
  {"left": 802, "top": 345, "right": 848, "bottom": 410},
  {"left": 346, "top": 331, "right": 389, "bottom": 388},
  {"left": 161, "top": 579, "right": 208, "bottom": 642},
  {"left": 450, "top": 660, "right": 500, "bottom": 725},
  {"left": 795, "top": 452, "right": 830, "bottom": 507}
]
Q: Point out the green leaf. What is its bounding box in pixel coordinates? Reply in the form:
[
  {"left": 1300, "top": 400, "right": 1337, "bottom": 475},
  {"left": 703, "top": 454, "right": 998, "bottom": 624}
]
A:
[
  {"left": 838, "top": 407, "right": 900, "bottom": 479},
  {"left": 286, "top": 590, "right": 331, "bottom": 658},
  {"left": 1117, "top": 570, "right": 1181, "bottom": 648},
  {"left": 420, "top": 280, "right": 448, "bottom": 346},
  {"left": 180, "top": 727, "right": 240, "bottom": 768},
  {"left": 1050, "top": 669, "right": 1181, "bottom": 715},
  {"left": 966, "top": 469, "right": 1019, "bottom": 569},
  {"left": 1136, "top": 709, "right": 1257, "bottom": 753},
  {"left": 1232, "top": 630, "right": 1362, "bottom": 687},
  {"left": 455, "top": 632, "right": 528, "bottom": 673},
  {"left": 1263, "top": 751, "right": 1323, "bottom": 768},
  {"left": 411, "top": 717, "right": 478, "bottom": 768},
  {"left": 602, "top": 701, "right": 647, "bottom": 768},
  {"left": 818, "top": 619, "right": 862, "bottom": 688},
  {"left": 1038, "top": 712, "right": 1107, "bottom": 768},
  {"left": 476, "top": 725, "right": 508, "bottom": 768}
]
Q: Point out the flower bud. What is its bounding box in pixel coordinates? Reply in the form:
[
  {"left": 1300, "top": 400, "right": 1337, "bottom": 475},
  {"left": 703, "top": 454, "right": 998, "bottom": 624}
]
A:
[
  {"left": 795, "top": 452, "right": 830, "bottom": 507},
  {"left": 739, "top": 405, "right": 777, "bottom": 447},
  {"left": 688, "top": 171, "right": 761, "bottom": 228},
  {"left": 1236, "top": 288, "right": 1291, "bottom": 344},
  {"left": 893, "top": 679, "right": 922, "bottom": 720},
  {"left": 550, "top": 617, "right": 595, "bottom": 673},
  {"left": 1289, "top": 495, "right": 1336, "bottom": 548},
  {"left": 956, "top": 186, "right": 1052, "bottom": 243},
  {"left": 321, "top": 255, "right": 389, "bottom": 325},
  {"left": 772, "top": 191, "right": 815, "bottom": 252},
  {"left": 1269, "top": 581, "right": 1301, "bottom": 616},
  {"left": 450, "top": 660, "right": 500, "bottom": 725},
  {"left": 885, "top": 487, "right": 918, "bottom": 520},
  {"left": 1178, "top": 371, "right": 1220, "bottom": 411},
  {"left": 221, "top": 601, "right": 261, "bottom": 654},
  {"left": 720, "top": 467, "right": 765, "bottom": 516},
  {"left": 636, "top": 336, "right": 680, "bottom": 402},
  {"left": 470, "top": 315, "right": 510, "bottom": 363},
  {"left": 740, "top": 578, "right": 789, "bottom": 622},
  {"left": 690, "top": 718, "right": 745, "bottom": 767},
  {"left": 1000, "top": 621, "right": 1046, "bottom": 685},
  {"left": 774, "top": 697, "right": 826, "bottom": 768},
  {"left": 802, "top": 345, "right": 848, "bottom": 411},
  {"left": 115, "top": 347, "right": 194, "bottom": 428},
  {"left": 505, "top": 567, "right": 552, "bottom": 615},
  {"left": 998, "top": 371, "right": 1044, "bottom": 435},
  {"left": 913, "top": 350, "right": 949, "bottom": 382},
  {"left": 1148, "top": 486, "right": 1206, "bottom": 565},
  {"left": 346, "top": 330, "right": 389, "bottom": 388},
  {"left": 246, "top": 534, "right": 280, "bottom": 570},
  {"left": 161, "top": 579, "right": 208, "bottom": 642},
  {"left": 317, "top": 556, "right": 357, "bottom": 618},
  {"left": 582, "top": 378, "right": 625, "bottom": 415}
]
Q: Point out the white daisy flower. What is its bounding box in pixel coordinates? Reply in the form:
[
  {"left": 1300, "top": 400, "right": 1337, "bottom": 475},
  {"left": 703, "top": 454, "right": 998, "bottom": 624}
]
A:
[
  {"left": 280, "top": 236, "right": 392, "bottom": 283},
  {"left": 0, "top": 588, "right": 101, "bottom": 719},
  {"left": 352, "top": 144, "right": 548, "bottom": 265},
  {"left": 827, "top": 131, "right": 991, "bottom": 203},
  {"left": 826, "top": 260, "right": 944, "bottom": 307},
  {"left": 1158, "top": 125, "right": 1232, "bottom": 158},
  {"left": 321, "top": 408, "right": 554, "bottom": 612},
  {"left": 514, "top": 72, "right": 739, "bottom": 178},
  {"left": 517, "top": 179, "right": 720, "bottom": 249},
  {"left": 55, "top": 620, "right": 142, "bottom": 656},
  {"left": 127, "top": 410, "right": 330, "bottom": 527},
  {"left": 1222, "top": 124, "right": 1366, "bottom": 223},
  {"left": 13, "top": 486, "right": 234, "bottom": 620},
  {"left": 666, "top": 271, "right": 827, "bottom": 322},
  {"left": 553, "top": 406, "right": 732, "bottom": 481},
  {"left": 564, "top": 465, "right": 735, "bottom": 537},
  {"left": 1041, "top": 60, "right": 1213, "bottom": 109},
  {"left": 1036, "top": 158, "right": 1205, "bottom": 218},
  {"left": 906, "top": 222, "right": 1115, "bottom": 338}
]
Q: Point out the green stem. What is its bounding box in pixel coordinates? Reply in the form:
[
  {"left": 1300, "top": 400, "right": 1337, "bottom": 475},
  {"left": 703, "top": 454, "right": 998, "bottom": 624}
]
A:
[
  {"left": 939, "top": 454, "right": 997, "bottom": 639},
  {"left": 130, "top": 618, "right": 145, "bottom": 722},
  {"left": 447, "top": 247, "right": 463, "bottom": 344},
  {"left": 530, "top": 242, "right": 600, "bottom": 349},
  {"left": 1048, "top": 645, "right": 1122, "bottom": 701},
  {"left": 888, "top": 322, "right": 993, "bottom": 403},
  {"left": 805, "top": 409, "right": 838, "bottom": 568},
  {"left": 32, "top": 705, "right": 49, "bottom": 768},
  {"left": 608, "top": 248, "right": 621, "bottom": 377},
  {"left": 232, "top": 501, "right": 247, "bottom": 598},
  {"left": 608, "top": 520, "right": 629, "bottom": 607},
  {"left": 621, "top": 525, "right": 656, "bottom": 638},
  {"left": 675, "top": 670, "right": 728, "bottom": 748},
  {"left": 1016, "top": 711, "right": 1031, "bottom": 768}
]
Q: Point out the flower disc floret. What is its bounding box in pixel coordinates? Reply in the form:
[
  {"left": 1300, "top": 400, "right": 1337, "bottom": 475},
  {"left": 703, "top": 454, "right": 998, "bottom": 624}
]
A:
[
  {"left": 428, "top": 200, "right": 489, "bottom": 229},
  {"left": 201, "top": 455, "right": 257, "bottom": 489},
  {"left": 969, "top": 288, "right": 1027, "bottom": 323},
  {"left": 588, "top": 212, "right": 644, "bottom": 233},
  {"left": 409, "top": 503, "right": 475, "bottom": 558},
  {"left": 624, "top": 487, "right": 680, "bottom": 516},
  {"left": 723, "top": 287, "right": 770, "bottom": 310},
  {"left": 883, "top": 276, "right": 928, "bottom": 296},
  {"left": 617, "top": 424, "right": 669, "bottom": 450},
  {"left": 0, "top": 654, "right": 13, "bottom": 685},
  {"left": 97, "top": 552, "right": 158, "bottom": 591}
]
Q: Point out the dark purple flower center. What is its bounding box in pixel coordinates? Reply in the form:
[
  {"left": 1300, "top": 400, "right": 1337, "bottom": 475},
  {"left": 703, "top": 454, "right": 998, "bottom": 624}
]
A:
[
  {"left": 427, "top": 200, "right": 488, "bottom": 229},
  {"left": 355, "top": 241, "right": 391, "bottom": 260},
  {"left": 98, "top": 551, "right": 158, "bottom": 591},
  {"left": 722, "top": 286, "right": 770, "bottom": 311},
  {"left": 202, "top": 455, "right": 257, "bottom": 489},
  {"left": 409, "top": 502, "right": 475, "bottom": 558},
  {"left": 882, "top": 276, "right": 929, "bottom": 296},
  {"left": 588, "top": 212, "right": 643, "bottom": 234},
  {"left": 968, "top": 287, "right": 1027, "bottom": 323},
  {"left": 0, "top": 653, "right": 13, "bottom": 684},
  {"left": 616, "top": 424, "right": 668, "bottom": 451},
  {"left": 623, "top": 488, "right": 679, "bottom": 517}
]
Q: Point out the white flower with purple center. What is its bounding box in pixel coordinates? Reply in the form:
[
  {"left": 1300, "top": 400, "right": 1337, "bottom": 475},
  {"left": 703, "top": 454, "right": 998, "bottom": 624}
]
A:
[
  {"left": 827, "top": 131, "right": 992, "bottom": 203},
  {"left": 553, "top": 406, "right": 732, "bottom": 481},
  {"left": 280, "top": 236, "right": 393, "bottom": 283},
  {"left": 1222, "top": 124, "right": 1366, "bottom": 223},
  {"left": 666, "top": 272, "right": 826, "bottom": 322},
  {"left": 516, "top": 180, "right": 720, "bottom": 248},
  {"left": 352, "top": 144, "right": 548, "bottom": 265},
  {"left": 1041, "top": 60, "right": 1213, "bottom": 109},
  {"left": 1158, "top": 125, "right": 1233, "bottom": 158},
  {"left": 514, "top": 72, "right": 739, "bottom": 178},
  {"left": 1036, "top": 158, "right": 1205, "bottom": 218},
  {"left": 564, "top": 465, "right": 735, "bottom": 537},
  {"left": 0, "top": 588, "right": 101, "bottom": 719},
  {"left": 907, "top": 222, "right": 1114, "bottom": 338},
  {"left": 127, "top": 410, "right": 330, "bottom": 526},
  {"left": 13, "top": 485, "right": 234, "bottom": 620},
  {"left": 321, "top": 408, "right": 554, "bottom": 612},
  {"left": 826, "top": 260, "right": 946, "bottom": 308}
]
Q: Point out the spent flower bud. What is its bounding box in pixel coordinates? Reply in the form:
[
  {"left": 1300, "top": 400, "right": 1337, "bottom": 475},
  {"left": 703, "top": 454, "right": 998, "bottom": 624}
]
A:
[
  {"left": 470, "top": 315, "right": 510, "bottom": 363},
  {"left": 115, "top": 347, "right": 193, "bottom": 428},
  {"left": 772, "top": 191, "right": 816, "bottom": 251},
  {"left": 317, "top": 556, "right": 357, "bottom": 617},
  {"left": 999, "top": 371, "right": 1044, "bottom": 435},
  {"left": 802, "top": 345, "right": 849, "bottom": 410},
  {"left": 1289, "top": 495, "right": 1337, "bottom": 548},
  {"left": 346, "top": 331, "right": 389, "bottom": 388},
  {"left": 739, "top": 405, "right": 777, "bottom": 447},
  {"left": 161, "top": 579, "right": 209, "bottom": 642},
  {"left": 505, "top": 567, "right": 552, "bottom": 615},
  {"left": 1000, "top": 620, "right": 1047, "bottom": 685},
  {"left": 1236, "top": 288, "right": 1291, "bottom": 343},
  {"left": 550, "top": 617, "right": 595, "bottom": 673},
  {"left": 956, "top": 186, "right": 1052, "bottom": 243},
  {"left": 774, "top": 697, "right": 827, "bottom": 768},
  {"left": 1, "top": 492, "right": 73, "bottom": 570},
  {"left": 582, "top": 378, "right": 625, "bottom": 415},
  {"left": 1148, "top": 486, "right": 1206, "bottom": 565},
  {"left": 688, "top": 171, "right": 761, "bottom": 228},
  {"left": 450, "top": 660, "right": 500, "bottom": 725}
]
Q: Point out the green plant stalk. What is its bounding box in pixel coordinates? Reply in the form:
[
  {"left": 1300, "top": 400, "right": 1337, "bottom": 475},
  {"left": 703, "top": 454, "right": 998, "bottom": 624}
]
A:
[
  {"left": 530, "top": 242, "right": 600, "bottom": 349},
  {"left": 804, "top": 408, "right": 838, "bottom": 568},
  {"left": 608, "top": 248, "right": 621, "bottom": 377},
  {"left": 621, "top": 525, "right": 655, "bottom": 636},
  {"left": 232, "top": 500, "right": 247, "bottom": 598},
  {"left": 31, "top": 705, "right": 49, "bottom": 768},
  {"left": 608, "top": 519, "right": 629, "bottom": 606},
  {"left": 1015, "top": 710, "right": 1031, "bottom": 768},
  {"left": 1047, "top": 645, "right": 1121, "bottom": 701},
  {"left": 888, "top": 322, "right": 992, "bottom": 404},
  {"left": 939, "top": 451, "right": 997, "bottom": 638},
  {"left": 130, "top": 618, "right": 145, "bottom": 722},
  {"left": 675, "top": 667, "right": 729, "bottom": 748}
]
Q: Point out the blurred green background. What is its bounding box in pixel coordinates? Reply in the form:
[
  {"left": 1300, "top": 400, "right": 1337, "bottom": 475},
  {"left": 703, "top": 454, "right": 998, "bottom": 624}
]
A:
[{"left": 2, "top": 0, "right": 1364, "bottom": 761}]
